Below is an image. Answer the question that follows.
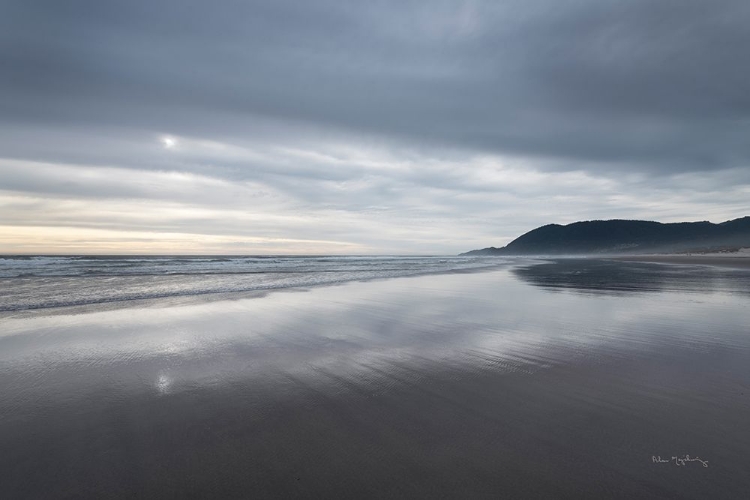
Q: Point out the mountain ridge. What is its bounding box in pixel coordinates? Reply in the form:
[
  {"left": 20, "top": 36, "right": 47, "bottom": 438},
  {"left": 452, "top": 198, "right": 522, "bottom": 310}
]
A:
[{"left": 461, "top": 217, "right": 750, "bottom": 256}]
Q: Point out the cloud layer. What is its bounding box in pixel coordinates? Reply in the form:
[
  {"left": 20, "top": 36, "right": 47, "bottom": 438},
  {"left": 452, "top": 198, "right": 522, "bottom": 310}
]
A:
[{"left": 1, "top": 0, "right": 749, "bottom": 253}]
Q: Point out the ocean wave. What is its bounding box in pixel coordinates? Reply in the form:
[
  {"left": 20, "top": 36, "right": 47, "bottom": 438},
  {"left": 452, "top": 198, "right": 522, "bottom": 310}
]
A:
[{"left": 0, "top": 256, "right": 507, "bottom": 311}]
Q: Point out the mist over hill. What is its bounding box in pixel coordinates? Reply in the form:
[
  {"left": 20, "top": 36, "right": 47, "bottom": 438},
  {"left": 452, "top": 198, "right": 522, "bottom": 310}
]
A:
[{"left": 462, "top": 217, "right": 750, "bottom": 256}]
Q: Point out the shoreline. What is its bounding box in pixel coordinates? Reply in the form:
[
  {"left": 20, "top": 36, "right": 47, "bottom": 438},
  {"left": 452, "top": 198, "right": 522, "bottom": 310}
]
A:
[{"left": 0, "top": 262, "right": 523, "bottom": 320}]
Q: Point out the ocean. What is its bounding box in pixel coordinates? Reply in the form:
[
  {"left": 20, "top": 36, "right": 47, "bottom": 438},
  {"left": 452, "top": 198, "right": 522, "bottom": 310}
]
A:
[{"left": 0, "top": 255, "right": 505, "bottom": 312}]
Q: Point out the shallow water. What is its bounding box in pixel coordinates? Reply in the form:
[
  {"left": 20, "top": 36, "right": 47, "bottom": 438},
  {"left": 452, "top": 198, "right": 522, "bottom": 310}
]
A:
[
  {"left": 1, "top": 259, "right": 749, "bottom": 498},
  {"left": 0, "top": 255, "right": 505, "bottom": 311}
]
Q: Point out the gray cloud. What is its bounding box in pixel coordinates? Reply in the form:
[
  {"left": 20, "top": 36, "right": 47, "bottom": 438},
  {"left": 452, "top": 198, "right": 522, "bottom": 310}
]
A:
[
  {"left": 3, "top": 0, "right": 750, "bottom": 170},
  {"left": 1, "top": 0, "right": 749, "bottom": 253}
]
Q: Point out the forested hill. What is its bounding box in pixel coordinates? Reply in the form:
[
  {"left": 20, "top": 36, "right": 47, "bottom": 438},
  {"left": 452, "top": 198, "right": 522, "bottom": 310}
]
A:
[{"left": 461, "top": 217, "right": 750, "bottom": 256}]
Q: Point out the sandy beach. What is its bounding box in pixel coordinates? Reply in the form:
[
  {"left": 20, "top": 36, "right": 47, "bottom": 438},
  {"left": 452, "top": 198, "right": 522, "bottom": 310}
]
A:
[{"left": 2, "top": 262, "right": 750, "bottom": 498}]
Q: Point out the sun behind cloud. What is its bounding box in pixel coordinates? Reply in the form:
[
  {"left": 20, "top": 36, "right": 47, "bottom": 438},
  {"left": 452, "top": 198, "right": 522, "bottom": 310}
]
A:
[{"left": 161, "top": 136, "right": 177, "bottom": 149}]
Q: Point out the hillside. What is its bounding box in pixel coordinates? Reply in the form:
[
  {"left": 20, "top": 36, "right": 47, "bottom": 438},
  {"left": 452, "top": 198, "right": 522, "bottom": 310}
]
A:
[{"left": 461, "top": 217, "right": 750, "bottom": 256}]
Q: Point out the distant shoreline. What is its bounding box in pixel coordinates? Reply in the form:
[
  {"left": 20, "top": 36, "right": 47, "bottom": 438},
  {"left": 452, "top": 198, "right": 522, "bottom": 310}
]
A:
[{"left": 609, "top": 253, "right": 750, "bottom": 269}]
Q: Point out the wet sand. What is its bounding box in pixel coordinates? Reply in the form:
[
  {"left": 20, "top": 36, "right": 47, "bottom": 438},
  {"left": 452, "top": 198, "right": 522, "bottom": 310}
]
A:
[
  {"left": 2, "top": 263, "right": 750, "bottom": 498},
  {"left": 610, "top": 254, "right": 750, "bottom": 269}
]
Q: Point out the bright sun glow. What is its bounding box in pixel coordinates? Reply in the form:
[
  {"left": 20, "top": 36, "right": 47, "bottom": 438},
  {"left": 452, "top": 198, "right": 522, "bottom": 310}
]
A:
[{"left": 161, "top": 136, "right": 177, "bottom": 149}]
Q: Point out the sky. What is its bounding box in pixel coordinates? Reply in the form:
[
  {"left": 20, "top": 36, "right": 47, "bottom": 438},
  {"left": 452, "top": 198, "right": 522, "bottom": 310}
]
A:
[{"left": 1, "top": 0, "right": 749, "bottom": 255}]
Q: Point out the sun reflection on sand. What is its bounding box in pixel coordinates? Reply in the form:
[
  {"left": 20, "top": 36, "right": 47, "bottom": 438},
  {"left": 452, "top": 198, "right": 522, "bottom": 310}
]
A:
[{"left": 156, "top": 373, "right": 172, "bottom": 394}]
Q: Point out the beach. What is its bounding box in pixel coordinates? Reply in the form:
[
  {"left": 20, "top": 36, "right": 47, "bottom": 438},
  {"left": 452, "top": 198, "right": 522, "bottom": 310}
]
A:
[
  {"left": 2, "top": 260, "right": 750, "bottom": 498},
  {"left": 611, "top": 251, "right": 750, "bottom": 269}
]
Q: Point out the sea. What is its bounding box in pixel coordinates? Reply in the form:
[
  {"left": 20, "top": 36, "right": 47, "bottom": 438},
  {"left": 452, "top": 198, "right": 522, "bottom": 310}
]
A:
[{"left": 0, "top": 255, "right": 505, "bottom": 312}]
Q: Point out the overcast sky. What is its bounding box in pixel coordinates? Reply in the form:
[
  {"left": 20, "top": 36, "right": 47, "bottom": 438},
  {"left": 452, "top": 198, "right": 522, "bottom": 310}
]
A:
[{"left": 1, "top": 0, "right": 749, "bottom": 254}]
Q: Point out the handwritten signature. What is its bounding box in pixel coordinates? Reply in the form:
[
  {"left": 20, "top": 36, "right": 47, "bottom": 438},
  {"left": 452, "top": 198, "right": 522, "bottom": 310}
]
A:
[{"left": 652, "top": 455, "right": 708, "bottom": 467}]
